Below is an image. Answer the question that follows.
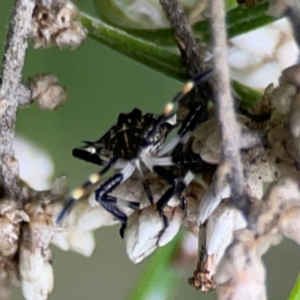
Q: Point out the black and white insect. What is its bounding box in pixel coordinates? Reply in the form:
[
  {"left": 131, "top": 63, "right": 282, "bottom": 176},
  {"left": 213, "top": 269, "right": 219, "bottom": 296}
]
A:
[{"left": 56, "top": 70, "right": 211, "bottom": 235}]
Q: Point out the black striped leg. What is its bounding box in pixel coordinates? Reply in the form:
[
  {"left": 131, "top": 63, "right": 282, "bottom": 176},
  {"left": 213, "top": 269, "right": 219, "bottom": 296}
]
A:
[
  {"left": 153, "top": 166, "right": 178, "bottom": 185},
  {"left": 172, "top": 141, "right": 204, "bottom": 174},
  {"left": 139, "top": 154, "right": 177, "bottom": 207},
  {"left": 95, "top": 162, "right": 136, "bottom": 238},
  {"left": 97, "top": 194, "right": 133, "bottom": 239},
  {"left": 157, "top": 100, "right": 204, "bottom": 159},
  {"left": 156, "top": 171, "right": 195, "bottom": 229},
  {"left": 145, "top": 69, "right": 212, "bottom": 141},
  {"left": 105, "top": 196, "right": 140, "bottom": 210},
  {"left": 56, "top": 157, "right": 117, "bottom": 225}
]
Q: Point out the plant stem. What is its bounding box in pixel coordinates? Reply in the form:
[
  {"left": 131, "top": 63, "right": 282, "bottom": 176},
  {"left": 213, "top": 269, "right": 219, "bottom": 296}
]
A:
[
  {"left": 0, "top": 0, "right": 34, "bottom": 201},
  {"left": 210, "top": 0, "right": 248, "bottom": 207}
]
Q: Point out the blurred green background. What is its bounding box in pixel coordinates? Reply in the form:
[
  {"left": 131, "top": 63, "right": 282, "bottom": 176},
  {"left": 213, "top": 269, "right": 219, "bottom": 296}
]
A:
[{"left": 0, "top": 1, "right": 300, "bottom": 300}]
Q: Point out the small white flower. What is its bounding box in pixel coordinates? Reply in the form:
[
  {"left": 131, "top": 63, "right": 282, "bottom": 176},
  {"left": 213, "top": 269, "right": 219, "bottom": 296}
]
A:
[
  {"left": 14, "top": 136, "right": 54, "bottom": 191},
  {"left": 21, "top": 256, "right": 53, "bottom": 300},
  {"left": 229, "top": 18, "right": 298, "bottom": 90},
  {"left": 193, "top": 202, "right": 247, "bottom": 292},
  {"left": 125, "top": 205, "right": 182, "bottom": 263},
  {"left": 197, "top": 164, "right": 231, "bottom": 224},
  {"left": 206, "top": 203, "right": 247, "bottom": 266},
  {"left": 216, "top": 240, "right": 267, "bottom": 300},
  {"left": 19, "top": 228, "right": 53, "bottom": 300}
]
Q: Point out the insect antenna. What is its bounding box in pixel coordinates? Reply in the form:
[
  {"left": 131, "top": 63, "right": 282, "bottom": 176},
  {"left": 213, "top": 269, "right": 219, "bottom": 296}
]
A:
[
  {"left": 145, "top": 69, "right": 212, "bottom": 140},
  {"left": 56, "top": 157, "right": 117, "bottom": 225}
]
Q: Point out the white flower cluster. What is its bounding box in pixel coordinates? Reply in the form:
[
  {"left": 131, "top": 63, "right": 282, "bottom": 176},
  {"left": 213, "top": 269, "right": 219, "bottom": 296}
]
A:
[
  {"left": 215, "top": 178, "right": 300, "bottom": 300},
  {"left": 0, "top": 178, "right": 65, "bottom": 300},
  {"left": 229, "top": 17, "right": 298, "bottom": 90},
  {"left": 188, "top": 64, "right": 300, "bottom": 296}
]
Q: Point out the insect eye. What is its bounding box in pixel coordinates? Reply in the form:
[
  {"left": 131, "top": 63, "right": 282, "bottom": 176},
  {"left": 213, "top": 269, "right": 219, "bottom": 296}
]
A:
[{"left": 85, "top": 147, "right": 96, "bottom": 154}]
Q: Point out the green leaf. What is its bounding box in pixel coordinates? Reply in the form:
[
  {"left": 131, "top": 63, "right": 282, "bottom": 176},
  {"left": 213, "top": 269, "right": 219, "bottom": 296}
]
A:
[
  {"left": 93, "top": 0, "right": 204, "bottom": 30},
  {"left": 81, "top": 13, "right": 185, "bottom": 81},
  {"left": 232, "top": 81, "right": 261, "bottom": 107},
  {"left": 93, "top": 1, "right": 275, "bottom": 46},
  {"left": 81, "top": 13, "right": 261, "bottom": 105},
  {"left": 289, "top": 273, "right": 300, "bottom": 300},
  {"left": 193, "top": 3, "right": 275, "bottom": 42},
  {"left": 93, "top": 0, "right": 152, "bottom": 29},
  {"left": 226, "top": 0, "right": 238, "bottom": 10},
  {"left": 126, "top": 233, "right": 183, "bottom": 300}
]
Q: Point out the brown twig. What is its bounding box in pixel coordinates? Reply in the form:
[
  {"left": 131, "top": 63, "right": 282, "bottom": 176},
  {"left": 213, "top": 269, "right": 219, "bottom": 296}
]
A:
[
  {"left": 159, "top": 0, "right": 206, "bottom": 77},
  {"left": 0, "top": 0, "right": 35, "bottom": 202},
  {"left": 209, "top": 0, "right": 248, "bottom": 210},
  {"left": 159, "top": 0, "right": 211, "bottom": 116}
]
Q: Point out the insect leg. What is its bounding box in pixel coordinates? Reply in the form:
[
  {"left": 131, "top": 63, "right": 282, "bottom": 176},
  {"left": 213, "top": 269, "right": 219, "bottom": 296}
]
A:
[
  {"left": 172, "top": 140, "right": 204, "bottom": 174},
  {"left": 95, "top": 162, "right": 135, "bottom": 237},
  {"left": 156, "top": 171, "right": 195, "bottom": 228}
]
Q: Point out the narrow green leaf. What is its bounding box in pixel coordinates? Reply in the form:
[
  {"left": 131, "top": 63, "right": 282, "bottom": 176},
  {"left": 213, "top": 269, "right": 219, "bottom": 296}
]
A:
[
  {"left": 226, "top": 0, "right": 238, "bottom": 10},
  {"left": 232, "top": 81, "right": 261, "bottom": 107},
  {"left": 126, "top": 233, "right": 183, "bottom": 300},
  {"left": 93, "top": 0, "right": 152, "bottom": 30},
  {"left": 194, "top": 3, "right": 275, "bottom": 42},
  {"left": 81, "top": 14, "right": 185, "bottom": 81},
  {"left": 289, "top": 273, "right": 300, "bottom": 300},
  {"left": 93, "top": 2, "right": 275, "bottom": 46}
]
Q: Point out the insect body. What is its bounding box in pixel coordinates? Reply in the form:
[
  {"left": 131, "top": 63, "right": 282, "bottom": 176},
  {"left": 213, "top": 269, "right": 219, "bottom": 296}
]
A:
[
  {"left": 73, "top": 108, "right": 176, "bottom": 168},
  {"left": 56, "top": 70, "right": 212, "bottom": 235},
  {"left": 56, "top": 108, "right": 177, "bottom": 227}
]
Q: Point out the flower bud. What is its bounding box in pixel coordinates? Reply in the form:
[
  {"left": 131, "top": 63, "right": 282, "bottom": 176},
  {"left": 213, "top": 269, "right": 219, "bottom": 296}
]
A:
[{"left": 125, "top": 205, "right": 182, "bottom": 263}]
